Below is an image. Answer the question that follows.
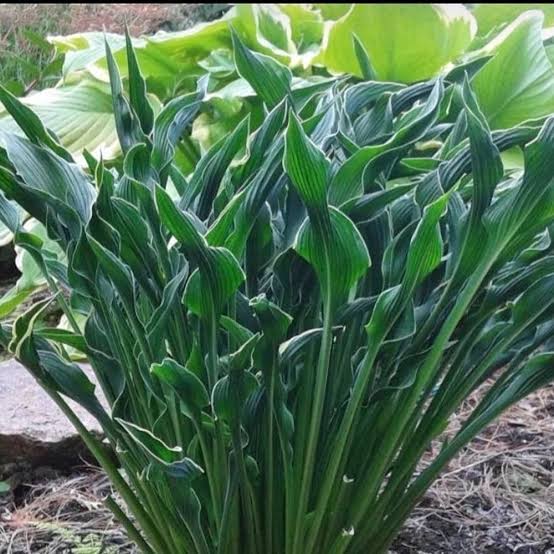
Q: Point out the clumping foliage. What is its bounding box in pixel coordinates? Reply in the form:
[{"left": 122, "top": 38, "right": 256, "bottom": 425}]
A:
[{"left": 1, "top": 28, "right": 554, "bottom": 554}]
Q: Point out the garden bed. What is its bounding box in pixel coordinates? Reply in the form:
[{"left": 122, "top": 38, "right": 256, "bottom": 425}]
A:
[{"left": 2, "top": 385, "right": 553, "bottom": 553}]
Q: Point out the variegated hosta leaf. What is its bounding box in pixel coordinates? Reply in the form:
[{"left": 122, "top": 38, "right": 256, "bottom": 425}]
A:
[
  {"left": 473, "top": 4, "right": 554, "bottom": 37},
  {"left": 0, "top": 219, "right": 64, "bottom": 319},
  {"left": 317, "top": 4, "right": 476, "bottom": 82},
  {"left": 49, "top": 19, "right": 230, "bottom": 90},
  {"left": 0, "top": 202, "right": 25, "bottom": 247},
  {"left": 151, "top": 358, "right": 209, "bottom": 418},
  {"left": 232, "top": 30, "right": 292, "bottom": 108},
  {"left": 155, "top": 186, "right": 245, "bottom": 318},
  {"left": 118, "top": 419, "right": 204, "bottom": 480},
  {"left": 0, "top": 80, "right": 120, "bottom": 161},
  {"left": 231, "top": 4, "right": 323, "bottom": 67}
]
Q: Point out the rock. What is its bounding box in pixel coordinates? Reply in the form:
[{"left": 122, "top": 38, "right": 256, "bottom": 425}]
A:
[{"left": 0, "top": 358, "right": 106, "bottom": 468}]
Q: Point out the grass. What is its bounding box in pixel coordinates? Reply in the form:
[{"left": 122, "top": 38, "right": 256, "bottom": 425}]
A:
[
  {"left": 0, "top": 4, "right": 70, "bottom": 95},
  {"left": 0, "top": 4, "right": 229, "bottom": 94}
]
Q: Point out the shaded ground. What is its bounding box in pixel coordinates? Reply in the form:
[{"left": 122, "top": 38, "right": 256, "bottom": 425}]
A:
[
  {"left": 393, "top": 386, "right": 554, "bottom": 554},
  {"left": 0, "top": 468, "right": 132, "bottom": 553},
  {"left": 1, "top": 385, "right": 553, "bottom": 553}
]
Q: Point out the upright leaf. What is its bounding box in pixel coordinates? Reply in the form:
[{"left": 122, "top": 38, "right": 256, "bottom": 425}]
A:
[{"left": 232, "top": 30, "right": 292, "bottom": 108}]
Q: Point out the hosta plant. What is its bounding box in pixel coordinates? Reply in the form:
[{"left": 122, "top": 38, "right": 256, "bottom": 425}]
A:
[
  {"left": 1, "top": 33, "right": 554, "bottom": 554},
  {"left": 2, "top": 5, "right": 554, "bottom": 320}
]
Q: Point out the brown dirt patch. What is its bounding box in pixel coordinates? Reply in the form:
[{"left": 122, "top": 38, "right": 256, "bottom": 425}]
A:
[{"left": 393, "top": 385, "right": 554, "bottom": 553}]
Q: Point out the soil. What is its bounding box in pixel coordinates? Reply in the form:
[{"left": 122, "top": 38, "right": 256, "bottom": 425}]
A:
[{"left": 393, "top": 386, "right": 554, "bottom": 554}]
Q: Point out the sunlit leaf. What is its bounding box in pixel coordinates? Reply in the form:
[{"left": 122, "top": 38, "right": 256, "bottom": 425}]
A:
[
  {"left": 318, "top": 4, "right": 476, "bottom": 82},
  {"left": 472, "top": 11, "right": 554, "bottom": 128}
]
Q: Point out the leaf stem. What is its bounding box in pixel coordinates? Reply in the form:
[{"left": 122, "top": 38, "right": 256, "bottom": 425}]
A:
[
  {"left": 264, "top": 353, "right": 277, "bottom": 554},
  {"left": 291, "top": 255, "right": 334, "bottom": 554}
]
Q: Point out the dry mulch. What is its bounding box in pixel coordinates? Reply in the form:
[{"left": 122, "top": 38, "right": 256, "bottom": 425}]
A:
[
  {"left": 394, "top": 385, "right": 554, "bottom": 553},
  {"left": 0, "top": 467, "right": 132, "bottom": 553},
  {"left": 1, "top": 385, "right": 553, "bottom": 553}
]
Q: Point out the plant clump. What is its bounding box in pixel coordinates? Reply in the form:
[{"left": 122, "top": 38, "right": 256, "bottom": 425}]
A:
[{"left": 0, "top": 19, "right": 554, "bottom": 554}]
